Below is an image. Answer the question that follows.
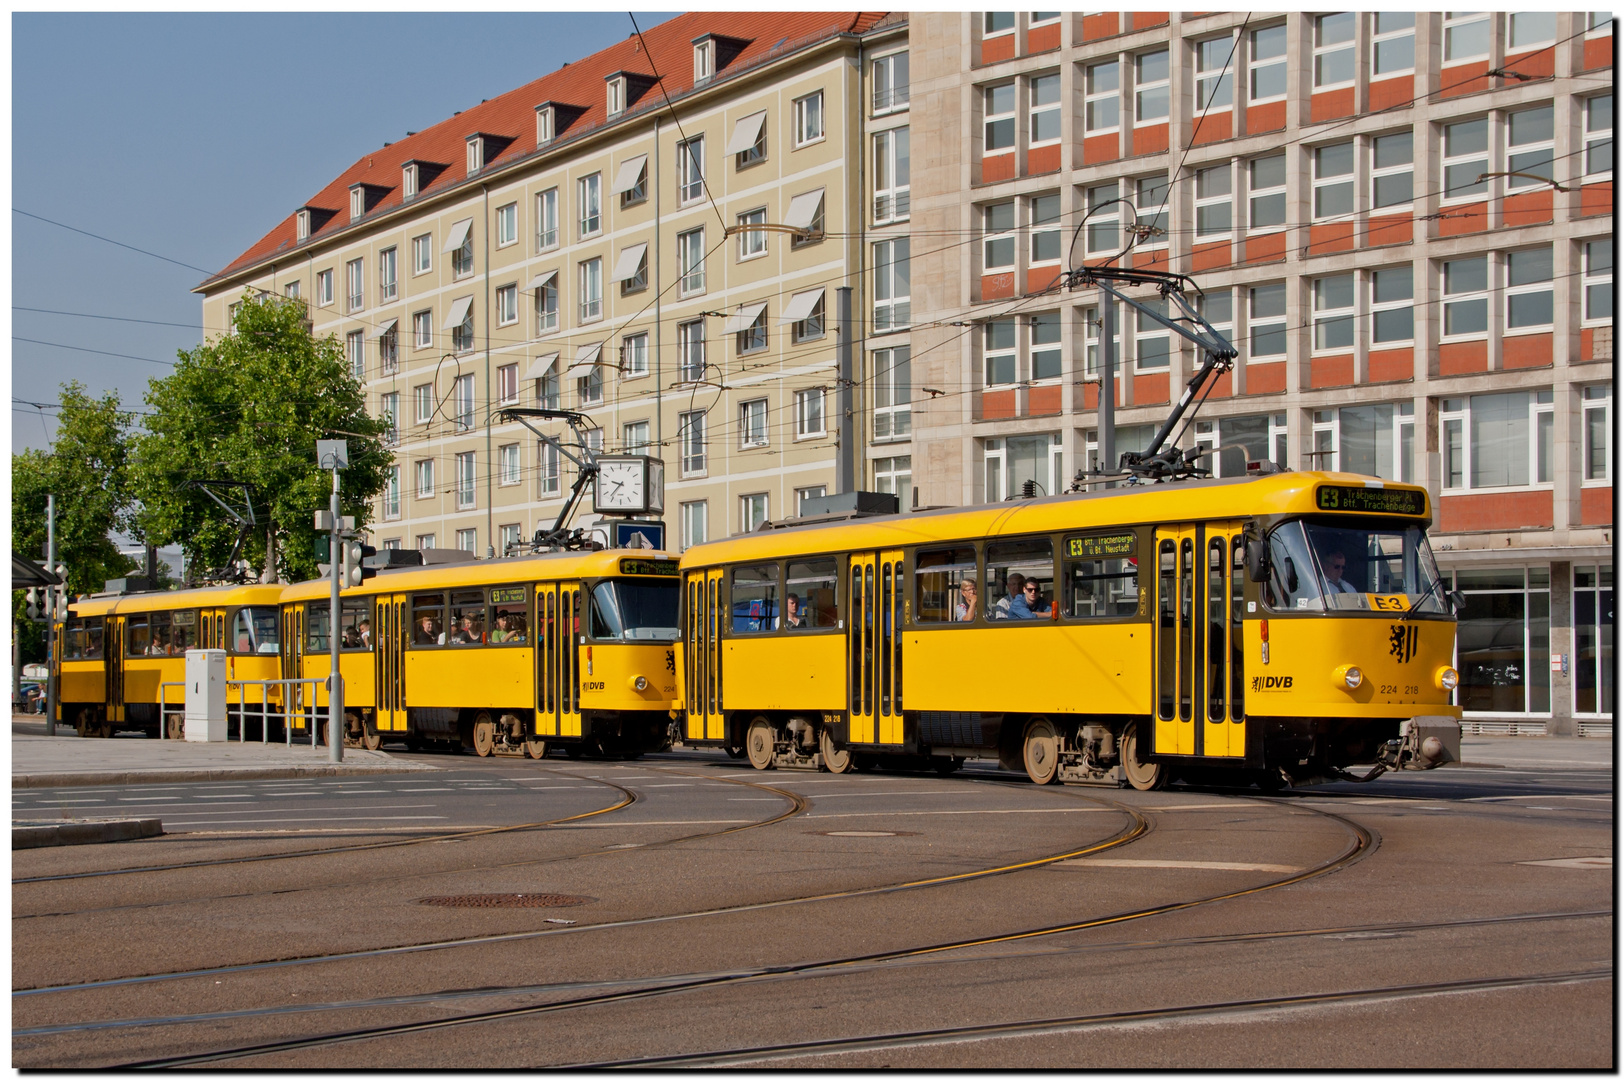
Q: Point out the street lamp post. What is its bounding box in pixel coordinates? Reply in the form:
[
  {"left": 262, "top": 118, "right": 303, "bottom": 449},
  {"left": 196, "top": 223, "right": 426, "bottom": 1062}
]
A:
[{"left": 317, "top": 440, "right": 347, "bottom": 763}]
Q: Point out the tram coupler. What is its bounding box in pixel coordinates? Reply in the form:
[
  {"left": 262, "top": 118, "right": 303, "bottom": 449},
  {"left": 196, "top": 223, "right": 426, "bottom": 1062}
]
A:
[{"left": 1383, "top": 716, "right": 1462, "bottom": 771}]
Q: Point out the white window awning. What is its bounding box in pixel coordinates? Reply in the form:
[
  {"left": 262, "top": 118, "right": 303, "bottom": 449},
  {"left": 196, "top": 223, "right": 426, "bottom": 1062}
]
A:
[
  {"left": 366, "top": 318, "right": 398, "bottom": 341},
  {"left": 724, "top": 110, "right": 767, "bottom": 156},
  {"left": 525, "top": 352, "right": 560, "bottom": 380},
  {"left": 778, "top": 288, "right": 824, "bottom": 324},
  {"left": 565, "top": 342, "right": 602, "bottom": 376},
  {"left": 441, "top": 295, "right": 474, "bottom": 330},
  {"left": 609, "top": 154, "right": 648, "bottom": 196},
  {"left": 783, "top": 188, "right": 825, "bottom": 230},
  {"left": 528, "top": 268, "right": 559, "bottom": 291},
  {"left": 609, "top": 243, "right": 648, "bottom": 284},
  {"left": 721, "top": 302, "right": 768, "bottom": 335},
  {"left": 441, "top": 218, "right": 473, "bottom": 253}
]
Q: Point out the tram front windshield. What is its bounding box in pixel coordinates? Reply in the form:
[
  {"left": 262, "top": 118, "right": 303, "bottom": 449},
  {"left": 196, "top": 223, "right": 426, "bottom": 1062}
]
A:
[
  {"left": 232, "top": 606, "right": 281, "bottom": 654},
  {"left": 590, "top": 581, "right": 680, "bottom": 641},
  {"left": 1266, "top": 519, "right": 1446, "bottom": 614}
]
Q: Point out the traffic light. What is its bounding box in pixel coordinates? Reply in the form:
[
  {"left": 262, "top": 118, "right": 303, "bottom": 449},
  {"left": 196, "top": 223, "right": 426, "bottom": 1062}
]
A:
[
  {"left": 25, "top": 588, "right": 40, "bottom": 621},
  {"left": 341, "top": 541, "right": 377, "bottom": 588}
]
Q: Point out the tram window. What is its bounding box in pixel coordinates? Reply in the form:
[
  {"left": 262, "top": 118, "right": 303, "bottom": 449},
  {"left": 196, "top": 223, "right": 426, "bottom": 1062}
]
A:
[
  {"left": 985, "top": 539, "right": 1055, "bottom": 621},
  {"left": 307, "top": 604, "right": 331, "bottom": 653},
  {"left": 412, "top": 593, "right": 447, "bottom": 645},
  {"left": 148, "top": 611, "right": 175, "bottom": 655},
  {"left": 1209, "top": 539, "right": 1227, "bottom": 720},
  {"left": 1263, "top": 521, "right": 1325, "bottom": 612},
  {"left": 449, "top": 590, "right": 487, "bottom": 645},
  {"left": 1064, "top": 533, "right": 1139, "bottom": 619},
  {"left": 338, "top": 599, "right": 372, "bottom": 650},
  {"left": 590, "top": 580, "right": 679, "bottom": 641},
  {"left": 172, "top": 610, "right": 198, "bottom": 652},
  {"left": 231, "top": 606, "right": 280, "bottom": 654},
  {"left": 1303, "top": 520, "right": 1447, "bottom": 613},
  {"left": 127, "top": 615, "right": 150, "bottom": 657},
  {"left": 489, "top": 587, "right": 529, "bottom": 644},
  {"left": 731, "top": 563, "right": 779, "bottom": 633},
  {"left": 786, "top": 558, "right": 840, "bottom": 628},
  {"left": 914, "top": 546, "right": 978, "bottom": 623},
  {"left": 65, "top": 616, "right": 104, "bottom": 660}
]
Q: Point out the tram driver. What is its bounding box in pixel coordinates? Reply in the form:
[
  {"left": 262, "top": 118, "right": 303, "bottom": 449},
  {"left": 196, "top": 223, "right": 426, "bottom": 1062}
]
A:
[{"left": 1321, "top": 550, "right": 1360, "bottom": 595}]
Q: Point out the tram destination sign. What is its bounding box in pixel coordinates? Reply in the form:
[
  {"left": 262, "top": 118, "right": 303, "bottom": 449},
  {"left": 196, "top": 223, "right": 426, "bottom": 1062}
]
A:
[
  {"left": 1067, "top": 533, "right": 1136, "bottom": 558},
  {"left": 620, "top": 558, "right": 679, "bottom": 577},
  {"left": 1315, "top": 484, "right": 1427, "bottom": 516}
]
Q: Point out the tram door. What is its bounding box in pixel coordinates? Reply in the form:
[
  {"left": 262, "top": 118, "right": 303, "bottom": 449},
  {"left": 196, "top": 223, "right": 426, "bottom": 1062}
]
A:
[
  {"left": 1153, "top": 526, "right": 1200, "bottom": 756},
  {"left": 375, "top": 594, "right": 408, "bottom": 732},
  {"left": 1202, "top": 525, "right": 1248, "bottom": 757},
  {"left": 846, "top": 552, "right": 904, "bottom": 746},
  {"left": 683, "top": 569, "right": 726, "bottom": 743},
  {"left": 535, "top": 583, "right": 583, "bottom": 739},
  {"left": 106, "top": 617, "right": 125, "bottom": 724},
  {"left": 200, "top": 608, "right": 225, "bottom": 650}
]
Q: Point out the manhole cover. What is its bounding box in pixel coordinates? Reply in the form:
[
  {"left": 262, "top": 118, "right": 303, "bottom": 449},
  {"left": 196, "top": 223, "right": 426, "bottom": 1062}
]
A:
[{"left": 417, "top": 893, "right": 594, "bottom": 909}]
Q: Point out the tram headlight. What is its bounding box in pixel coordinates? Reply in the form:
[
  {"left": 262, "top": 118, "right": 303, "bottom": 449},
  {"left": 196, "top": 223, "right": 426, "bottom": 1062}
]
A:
[
  {"left": 1333, "top": 664, "right": 1363, "bottom": 691},
  {"left": 629, "top": 675, "right": 649, "bottom": 693},
  {"left": 1436, "top": 667, "right": 1459, "bottom": 692}
]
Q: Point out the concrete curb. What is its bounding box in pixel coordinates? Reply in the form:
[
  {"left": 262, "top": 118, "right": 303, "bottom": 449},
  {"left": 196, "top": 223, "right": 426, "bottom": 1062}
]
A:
[
  {"left": 13, "top": 818, "right": 164, "bottom": 849},
  {"left": 12, "top": 762, "right": 440, "bottom": 790}
]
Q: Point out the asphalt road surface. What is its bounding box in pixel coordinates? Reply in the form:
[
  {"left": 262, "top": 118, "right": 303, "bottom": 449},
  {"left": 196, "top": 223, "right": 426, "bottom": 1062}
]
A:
[{"left": 12, "top": 748, "right": 1612, "bottom": 1068}]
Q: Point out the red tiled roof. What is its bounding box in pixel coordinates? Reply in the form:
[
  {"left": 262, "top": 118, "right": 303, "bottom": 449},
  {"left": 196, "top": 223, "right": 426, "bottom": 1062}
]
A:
[{"left": 204, "top": 12, "right": 891, "bottom": 289}]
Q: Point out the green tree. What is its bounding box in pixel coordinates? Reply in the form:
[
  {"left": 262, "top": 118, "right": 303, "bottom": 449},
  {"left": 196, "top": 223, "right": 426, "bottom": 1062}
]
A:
[
  {"left": 11, "top": 382, "right": 139, "bottom": 662},
  {"left": 132, "top": 292, "right": 390, "bottom": 584}
]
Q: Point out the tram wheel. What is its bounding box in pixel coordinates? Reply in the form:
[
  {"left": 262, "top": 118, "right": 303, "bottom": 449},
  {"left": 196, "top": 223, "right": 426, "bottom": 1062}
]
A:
[
  {"left": 819, "top": 727, "right": 853, "bottom": 774},
  {"left": 471, "top": 713, "right": 497, "bottom": 757},
  {"left": 525, "top": 737, "right": 548, "bottom": 760},
  {"left": 1121, "top": 721, "right": 1167, "bottom": 791},
  {"left": 745, "top": 717, "right": 776, "bottom": 771},
  {"left": 1022, "top": 718, "right": 1060, "bottom": 785},
  {"left": 98, "top": 714, "right": 114, "bottom": 738},
  {"left": 361, "top": 723, "right": 383, "bottom": 752},
  {"left": 166, "top": 713, "right": 184, "bottom": 740}
]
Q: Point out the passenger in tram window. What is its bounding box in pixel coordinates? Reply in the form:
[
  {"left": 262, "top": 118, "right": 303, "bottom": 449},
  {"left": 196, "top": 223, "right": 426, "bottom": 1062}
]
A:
[
  {"left": 490, "top": 613, "right": 514, "bottom": 643},
  {"left": 356, "top": 620, "right": 372, "bottom": 648},
  {"left": 416, "top": 615, "right": 444, "bottom": 645},
  {"left": 451, "top": 615, "right": 481, "bottom": 645},
  {"left": 994, "top": 573, "right": 1026, "bottom": 619},
  {"left": 1009, "top": 579, "right": 1051, "bottom": 619},
  {"left": 955, "top": 580, "right": 979, "bottom": 621},
  {"left": 782, "top": 593, "right": 805, "bottom": 629}
]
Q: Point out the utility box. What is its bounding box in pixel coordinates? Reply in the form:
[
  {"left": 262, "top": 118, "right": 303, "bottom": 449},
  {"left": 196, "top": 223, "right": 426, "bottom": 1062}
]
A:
[{"left": 184, "top": 649, "right": 228, "bottom": 742}]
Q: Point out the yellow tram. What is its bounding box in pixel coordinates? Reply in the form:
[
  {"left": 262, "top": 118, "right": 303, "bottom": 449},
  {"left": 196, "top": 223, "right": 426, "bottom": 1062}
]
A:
[
  {"left": 676, "top": 471, "right": 1463, "bottom": 788},
  {"left": 55, "top": 583, "right": 286, "bottom": 738},
  {"left": 276, "top": 549, "right": 680, "bottom": 756}
]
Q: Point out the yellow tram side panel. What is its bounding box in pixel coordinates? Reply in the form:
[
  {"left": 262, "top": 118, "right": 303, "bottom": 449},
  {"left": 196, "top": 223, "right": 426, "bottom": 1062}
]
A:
[
  {"left": 402, "top": 649, "right": 533, "bottom": 710},
  {"left": 581, "top": 642, "right": 679, "bottom": 712},
  {"left": 119, "top": 657, "right": 184, "bottom": 708},
  {"left": 59, "top": 661, "right": 105, "bottom": 704},
  {"left": 1241, "top": 617, "right": 1461, "bottom": 719},
  {"left": 298, "top": 651, "right": 379, "bottom": 711},
  {"left": 722, "top": 636, "right": 847, "bottom": 713},
  {"left": 903, "top": 623, "right": 1152, "bottom": 717}
]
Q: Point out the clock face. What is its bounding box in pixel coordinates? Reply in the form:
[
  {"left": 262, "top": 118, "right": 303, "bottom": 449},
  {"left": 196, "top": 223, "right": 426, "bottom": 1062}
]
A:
[{"left": 595, "top": 459, "right": 646, "bottom": 512}]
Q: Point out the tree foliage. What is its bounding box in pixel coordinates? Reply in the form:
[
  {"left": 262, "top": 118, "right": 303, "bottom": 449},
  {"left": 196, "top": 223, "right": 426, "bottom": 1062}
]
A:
[{"left": 132, "top": 292, "right": 390, "bottom": 583}]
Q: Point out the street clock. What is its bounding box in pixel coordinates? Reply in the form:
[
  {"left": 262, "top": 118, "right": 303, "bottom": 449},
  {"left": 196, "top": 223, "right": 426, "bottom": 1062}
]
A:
[{"left": 592, "top": 455, "right": 665, "bottom": 515}]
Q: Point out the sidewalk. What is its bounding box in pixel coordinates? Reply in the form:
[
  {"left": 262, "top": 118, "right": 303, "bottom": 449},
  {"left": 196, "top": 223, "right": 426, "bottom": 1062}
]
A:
[
  {"left": 1457, "top": 733, "right": 1614, "bottom": 771},
  {"left": 11, "top": 716, "right": 439, "bottom": 789}
]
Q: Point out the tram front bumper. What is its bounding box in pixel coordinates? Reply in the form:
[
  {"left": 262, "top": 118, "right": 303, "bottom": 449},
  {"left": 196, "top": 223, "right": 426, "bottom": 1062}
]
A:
[{"left": 1389, "top": 715, "right": 1462, "bottom": 770}]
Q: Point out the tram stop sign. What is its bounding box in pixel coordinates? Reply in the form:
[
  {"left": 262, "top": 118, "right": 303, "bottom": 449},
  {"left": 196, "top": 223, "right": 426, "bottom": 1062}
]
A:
[{"left": 613, "top": 521, "right": 665, "bottom": 550}]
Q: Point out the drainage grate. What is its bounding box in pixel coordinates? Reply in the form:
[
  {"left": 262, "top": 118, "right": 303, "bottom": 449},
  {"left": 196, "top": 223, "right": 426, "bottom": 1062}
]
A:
[{"left": 417, "top": 893, "right": 594, "bottom": 909}]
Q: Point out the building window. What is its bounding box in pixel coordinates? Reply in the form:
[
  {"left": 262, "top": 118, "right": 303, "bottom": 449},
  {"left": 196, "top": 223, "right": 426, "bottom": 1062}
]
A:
[
  {"left": 494, "top": 202, "right": 518, "bottom": 248},
  {"left": 873, "top": 51, "right": 909, "bottom": 114},
  {"left": 466, "top": 135, "right": 485, "bottom": 174},
  {"left": 316, "top": 268, "right": 333, "bottom": 306},
  {"left": 1373, "top": 13, "right": 1415, "bottom": 76},
  {"left": 614, "top": 244, "right": 650, "bottom": 297},
  {"left": 1030, "top": 72, "right": 1061, "bottom": 147},
  {"left": 1442, "top": 255, "right": 1489, "bottom": 337},
  {"left": 538, "top": 365, "right": 560, "bottom": 409},
  {"left": 788, "top": 189, "right": 826, "bottom": 246},
  {"left": 1508, "top": 11, "right": 1555, "bottom": 50},
  {"left": 1586, "top": 95, "right": 1614, "bottom": 177},
  {"left": 796, "top": 486, "right": 828, "bottom": 516},
  {"left": 578, "top": 365, "right": 603, "bottom": 406},
  {"left": 412, "top": 234, "right": 432, "bottom": 274},
  {"left": 737, "top": 207, "right": 767, "bottom": 260},
  {"left": 1196, "top": 289, "right": 1233, "bottom": 353},
  {"left": 873, "top": 455, "right": 912, "bottom": 502},
  {"left": 678, "top": 319, "right": 706, "bottom": 382},
  {"left": 984, "top": 11, "right": 1015, "bottom": 36},
  {"left": 535, "top": 274, "right": 559, "bottom": 334},
  {"left": 1134, "top": 174, "right": 1169, "bottom": 247},
  {"left": 537, "top": 188, "right": 559, "bottom": 251},
  {"left": 497, "top": 363, "right": 518, "bottom": 404},
  {"left": 1583, "top": 386, "right": 1611, "bottom": 484},
  {"left": 381, "top": 391, "right": 400, "bottom": 445},
  {"left": 1313, "top": 12, "right": 1355, "bottom": 88},
  {"left": 984, "top": 201, "right": 1015, "bottom": 272},
  {"left": 1249, "top": 24, "right": 1288, "bottom": 102},
  {"left": 384, "top": 464, "right": 401, "bottom": 518},
  {"left": 1372, "top": 130, "right": 1414, "bottom": 209},
  {"left": 1248, "top": 154, "right": 1286, "bottom": 229},
  {"left": 1572, "top": 564, "right": 1614, "bottom": 718},
  {"left": 1248, "top": 283, "right": 1287, "bottom": 358},
  {"left": 1312, "top": 142, "right": 1354, "bottom": 219},
  {"left": 347, "top": 330, "right": 365, "bottom": 380},
  {"left": 606, "top": 76, "right": 625, "bottom": 116},
  {"left": 452, "top": 227, "right": 474, "bottom": 279},
  {"left": 1443, "top": 11, "right": 1490, "bottom": 63},
  {"left": 1452, "top": 567, "right": 1551, "bottom": 715},
  {"left": 538, "top": 441, "right": 561, "bottom": 496},
  {"left": 1371, "top": 265, "right": 1414, "bottom": 345},
  {"left": 737, "top": 305, "right": 768, "bottom": 355},
  {"left": 680, "top": 501, "right": 707, "bottom": 551},
  {"left": 679, "top": 228, "right": 706, "bottom": 295},
  {"left": 579, "top": 258, "right": 602, "bottom": 323},
  {"left": 873, "top": 128, "right": 910, "bottom": 223},
  {"left": 618, "top": 156, "right": 648, "bottom": 207},
  {"left": 1085, "top": 61, "right": 1119, "bottom": 132},
  {"left": 1134, "top": 49, "right": 1169, "bottom": 123},
  {"left": 284, "top": 280, "right": 300, "bottom": 300},
  {"left": 1440, "top": 391, "right": 1555, "bottom": 490},
  {"left": 1032, "top": 313, "right": 1061, "bottom": 381},
  {"left": 1135, "top": 299, "right": 1170, "bottom": 370},
  {"left": 1085, "top": 181, "right": 1121, "bottom": 255},
  {"left": 1584, "top": 239, "right": 1613, "bottom": 323},
  {"left": 1506, "top": 247, "right": 1553, "bottom": 331},
  {"left": 535, "top": 105, "right": 555, "bottom": 146},
  {"left": 1195, "top": 35, "right": 1236, "bottom": 111},
  {"left": 454, "top": 373, "right": 475, "bottom": 431},
  {"left": 452, "top": 304, "right": 474, "bottom": 354},
  {"left": 731, "top": 110, "right": 767, "bottom": 168},
  {"left": 578, "top": 174, "right": 601, "bottom": 238},
  {"left": 740, "top": 399, "right": 768, "bottom": 448},
  {"left": 1194, "top": 412, "right": 1290, "bottom": 478},
  {"left": 1506, "top": 105, "right": 1555, "bottom": 190},
  {"left": 1196, "top": 162, "right": 1233, "bottom": 238},
  {"left": 796, "top": 387, "right": 827, "bottom": 438},
  {"left": 499, "top": 524, "right": 522, "bottom": 555},
  {"left": 984, "top": 318, "right": 1017, "bottom": 386},
  {"left": 623, "top": 419, "right": 650, "bottom": 453},
  {"left": 983, "top": 83, "right": 1015, "bottom": 153},
  {"left": 874, "top": 238, "right": 910, "bottom": 331},
  {"left": 415, "top": 382, "right": 434, "bottom": 423},
  {"left": 794, "top": 91, "right": 824, "bottom": 146},
  {"left": 679, "top": 410, "right": 706, "bottom": 475},
  {"left": 379, "top": 247, "right": 397, "bottom": 302},
  {"left": 415, "top": 459, "right": 434, "bottom": 498},
  {"left": 740, "top": 494, "right": 769, "bottom": 533},
  {"left": 678, "top": 135, "right": 705, "bottom": 204},
  {"left": 693, "top": 39, "right": 713, "bottom": 83},
  {"left": 984, "top": 434, "right": 1062, "bottom": 501},
  {"left": 417, "top": 534, "right": 436, "bottom": 551},
  {"left": 1311, "top": 403, "right": 1414, "bottom": 481},
  {"left": 622, "top": 331, "right": 649, "bottom": 377},
  {"left": 1312, "top": 274, "right": 1355, "bottom": 352},
  {"left": 496, "top": 283, "right": 518, "bottom": 327},
  {"left": 456, "top": 528, "right": 477, "bottom": 553},
  {"left": 792, "top": 293, "right": 825, "bottom": 344},
  {"left": 499, "top": 442, "right": 520, "bottom": 486},
  {"left": 874, "top": 346, "right": 910, "bottom": 439},
  {"left": 454, "top": 452, "right": 476, "bottom": 510},
  {"left": 1029, "top": 195, "right": 1062, "bottom": 265}
]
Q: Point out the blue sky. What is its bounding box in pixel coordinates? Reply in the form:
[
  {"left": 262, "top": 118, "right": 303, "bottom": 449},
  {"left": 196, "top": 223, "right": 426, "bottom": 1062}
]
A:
[{"left": 11, "top": 12, "right": 675, "bottom": 454}]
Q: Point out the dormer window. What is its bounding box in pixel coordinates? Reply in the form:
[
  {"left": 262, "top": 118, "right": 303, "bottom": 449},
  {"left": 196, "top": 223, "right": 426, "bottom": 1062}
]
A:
[
  {"left": 296, "top": 209, "right": 311, "bottom": 242},
  {"left": 349, "top": 186, "right": 365, "bottom": 220},
  {"left": 606, "top": 76, "right": 626, "bottom": 116},
  {"left": 293, "top": 205, "right": 336, "bottom": 244},
  {"left": 536, "top": 105, "right": 554, "bottom": 145},
  {"left": 466, "top": 135, "right": 484, "bottom": 174},
  {"left": 403, "top": 163, "right": 419, "bottom": 200},
  {"left": 694, "top": 41, "right": 714, "bottom": 83},
  {"left": 462, "top": 134, "right": 513, "bottom": 177}
]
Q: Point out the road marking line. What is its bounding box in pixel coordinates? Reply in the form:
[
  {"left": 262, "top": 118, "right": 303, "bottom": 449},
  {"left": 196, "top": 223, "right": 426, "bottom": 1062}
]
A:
[
  {"left": 192, "top": 795, "right": 258, "bottom": 799},
  {"left": 1060, "top": 857, "right": 1301, "bottom": 872},
  {"left": 547, "top": 819, "right": 754, "bottom": 827},
  {"left": 806, "top": 808, "right": 1114, "bottom": 819},
  {"left": 639, "top": 784, "right": 693, "bottom": 788},
  {"left": 811, "top": 791, "right": 971, "bottom": 799},
  {"left": 167, "top": 816, "right": 451, "bottom": 826},
  {"left": 1520, "top": 856, "right": 1612, "bottom": 869}
]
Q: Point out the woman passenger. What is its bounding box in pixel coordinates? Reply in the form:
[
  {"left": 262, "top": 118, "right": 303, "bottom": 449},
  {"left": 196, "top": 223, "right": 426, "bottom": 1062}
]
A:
[{"left": 954, "top": 580, "right": 979, "bottom": 621}]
